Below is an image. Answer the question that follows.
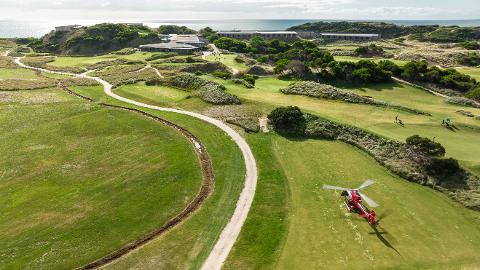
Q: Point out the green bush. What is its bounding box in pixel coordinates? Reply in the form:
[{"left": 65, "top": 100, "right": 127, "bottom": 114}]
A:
[
  {"left": 157, "top": 25, "right": 196, "bottom": 34},
  {"left": 323, "top": 60, "right": 392, "bottom": 83},
  {"left": 268, "top": 106, "right": 306, "bottom": 134},
  {"left": 400, "top": 61, "right": 477, "bottom": 93},
  {"left": 212, "top": 71, "right": 232, "bottom": 79},
  {"left": 457, "top": 53, "right": 480, "bottom": 66},
  {"left": 426, "top": 158, "right": 461, "bottom": 179},
  {"left": 406, "top": 135, "right": 446, "bottom": 157},
  {"left": 148, "top": 73, "right": 240, "bottom": 105},
  {"left": 354, "top": 44, "right": 384, "bottom": 56},
  {"left": 461, "top": 41, "right": 480, "bottom": 50},
  {"left": 242, "top": 74, "right": 256, "bottom": 86},
  {"left": 214, "top": 37, "right": 248, "bottom": 53},
  {"left": 466, "top": 86, "right": 480, "bottom": 101}
]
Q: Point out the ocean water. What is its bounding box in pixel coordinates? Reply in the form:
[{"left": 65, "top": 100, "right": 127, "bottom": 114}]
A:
[{"left": 1, "top": 19, "right": 480, "bottom": 38}]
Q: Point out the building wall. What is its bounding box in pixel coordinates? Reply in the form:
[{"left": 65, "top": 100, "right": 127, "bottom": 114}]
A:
[
  {"left": 218, "top": 32, "right": 298, "bottom": 40},
  {"left": 321, "top": 34, "right": 380, "bottom": 41}
]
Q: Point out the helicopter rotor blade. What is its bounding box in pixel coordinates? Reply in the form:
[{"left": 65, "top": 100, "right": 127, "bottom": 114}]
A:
[
  {"left": 357, "top": 179, "right": 375, "bottom": 190},
  {"left": 322, "top": 185, "right": 349, "bottom": 191},
  {"left": 358, "top": 191, "right": 379, "bottom": 208}
]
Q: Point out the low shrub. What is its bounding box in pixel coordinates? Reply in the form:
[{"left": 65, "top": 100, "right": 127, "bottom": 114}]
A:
[
  {"left": 466, "top": 86, "right": 480, "bottom": 101},
  {"left": 457, "top": 53, "right": 480, "bottom": 66},
  {"left": 145, "top": 52, "right": 179, "bottom": 61},
  {"left": 112, "top": 48, "right": 136, "bottom": 55},
  {"left": 92, "top": 64, "right": 145, "bottom": 77},
  {"left": 445, "top": 96, "right": 480, "bottom": 108},
  {"left": 355, "top": 44, "right": 384, "bottom": 57},
  {"left": 104, "top": 68, "right": 158, "bottom": 86},
  {"left": 245, "top": 65, "right": 273, "bottom": 76},
  {"left": 181, "top": 62, "right": 230, "bottom": 74},
  {"left": 147, "top": 73, "right": 240, "bottom": 105},
  {"left": 0, "top": 56, "right": 16, "bottom": 68},
  {"left": 231, "top": 78, "right": 254, "bottom": 88},
  {"left": 281, "top": 81, "right": 428, "bottom": 115},
  {"left": 226, "top": 117, "right": 260, "bottom": 133},
  {"left": 211, "top": 71, "right": 232, "bottom": 80},
  {"left": 242, "top": 74, "right": 256, "bottom": 86},
  {"left": 0, "top": 79, "right": 57, "bottom": 90},
  {"left": 234, "top": 55, "right": 245, "bottom": 63}
]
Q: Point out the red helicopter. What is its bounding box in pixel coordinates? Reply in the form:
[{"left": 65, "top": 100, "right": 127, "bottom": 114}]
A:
[{"left": 323, "top": 180, "right": 379, "bottom": 225}]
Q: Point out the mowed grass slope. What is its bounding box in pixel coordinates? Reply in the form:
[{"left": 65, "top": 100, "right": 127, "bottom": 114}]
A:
[
  {"left": 0, "top": 88, "right": 203, "bottom": 269},
  {"left": 275, "top": 136, "right": 480, "bottom": 269},
  {"left": 46, "top": 51, "right": 157, "bottom": 68},
  {"left": 54, "top": 84, "right": 247, "bottom": 269}
]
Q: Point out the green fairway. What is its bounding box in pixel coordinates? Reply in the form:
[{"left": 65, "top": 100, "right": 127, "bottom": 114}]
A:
[
  {"left": 0, "top": 68, "right": 38, "bottom": 79},
  {"left": 272, "top": 136, "right": 480, "bottom": 269},
  {"left": 334, "top": 55, "right": 408, "bottom": 65},
  {"left": 205, "top": 53, "right": 248, "bottom": 72},
  {"left": 204, "top": 76, "right": 480, "bottom": 175},
  {"left": 47, "top": 51, "right": 155, "bottom": 68},
  {"left": 112, "top": 82, "right": 211, "bottom": 111},
  {"left": 456, "top": 67, "right": 480, "bottom": 81},
  {"left": 225, "top": 133, "right": 480, "bottom": 269},
  {"left": 50, "top": 84, "right": 246, "bottom": 269},
  {"left": 0, "top": 88, "right": 204, "bottom": 269}
]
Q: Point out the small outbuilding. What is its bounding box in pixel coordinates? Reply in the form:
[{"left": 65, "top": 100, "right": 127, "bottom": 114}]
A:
[{"left": 55, "top": 25, "right": 81, "bottom": 32}]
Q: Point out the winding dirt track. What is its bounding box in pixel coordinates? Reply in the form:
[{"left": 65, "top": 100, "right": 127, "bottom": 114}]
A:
[{"left": 14, "top": 57, "right": 258, "bottom": 270}]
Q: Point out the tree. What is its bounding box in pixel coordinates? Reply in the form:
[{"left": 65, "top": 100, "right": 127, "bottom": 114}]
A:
[
  {"left": 158, "top": 25, "right": 196, "bottom": 34},
  {"left": 426, "top": 158, "right": 461, "bottom": 179},
  {"left": 242, "top": 74, "right": 256, "bottom": 86},
  {"left": 268, "top": 106, "right": 306, "bottom": 134},
  {"left": 213, "top": 37, "right": 247, "bottom": 53},
  {"left": 406, "top": 135, "right": 446, "bottom": 157},
  {"left": 274, "top": 58, "right": 289, "bottom": 74},
  {"left": 401, "top": 61, "right": 428, "bottom": 81},
  {"left": 378, "top": 60, "right": 401, "bottom": 76}
]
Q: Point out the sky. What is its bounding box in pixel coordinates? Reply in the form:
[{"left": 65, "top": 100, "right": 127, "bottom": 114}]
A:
[{"left": 0, "top": 0, "right": 478, "bottom": 21}]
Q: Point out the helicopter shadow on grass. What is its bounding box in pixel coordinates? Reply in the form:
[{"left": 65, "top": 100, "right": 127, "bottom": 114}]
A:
[
  {"left": 368, "top": 212, "right": 401, "bottom": 256},
  {"left": 336, "top": 210, "right": 401, "bottom": 256}
]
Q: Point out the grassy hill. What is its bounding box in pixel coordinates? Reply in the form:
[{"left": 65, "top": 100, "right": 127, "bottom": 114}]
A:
[{"left": 30, "top": 23, "right": 160, "bottom": 55}]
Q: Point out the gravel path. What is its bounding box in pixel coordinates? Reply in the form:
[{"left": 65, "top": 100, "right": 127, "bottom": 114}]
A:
[{"left": 14, "top": 56, "right": 258, "bottom": 270}]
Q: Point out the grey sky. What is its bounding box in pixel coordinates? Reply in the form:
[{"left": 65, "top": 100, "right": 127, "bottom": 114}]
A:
[{"left": 0, "top": 0, "right": 478, "bottom": 21}]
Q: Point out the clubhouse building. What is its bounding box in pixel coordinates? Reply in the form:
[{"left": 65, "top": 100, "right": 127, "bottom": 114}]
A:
[{"left": 139, "top": 34, "right": 207, "bottom": 54}]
